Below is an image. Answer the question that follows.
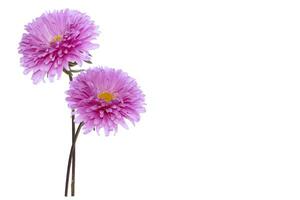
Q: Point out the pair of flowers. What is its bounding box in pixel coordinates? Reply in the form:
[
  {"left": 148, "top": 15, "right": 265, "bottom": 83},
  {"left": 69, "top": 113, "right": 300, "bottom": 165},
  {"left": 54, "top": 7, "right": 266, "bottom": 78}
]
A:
[{"left": 19, "top": 9, "right": 145, "bottom": 134}]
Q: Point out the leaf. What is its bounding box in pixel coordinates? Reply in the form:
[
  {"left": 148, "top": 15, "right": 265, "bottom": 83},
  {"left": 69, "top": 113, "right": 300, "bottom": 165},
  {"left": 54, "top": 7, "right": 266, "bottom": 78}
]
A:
[
  {"left": 70, "top": 69, "right": 85, "bottom": 73},
  {"left": 84, "top": 60, "right": 92, "bottom": 64},
  {"left": 68, "top": 62, "right": 77, "bottom": 67}
]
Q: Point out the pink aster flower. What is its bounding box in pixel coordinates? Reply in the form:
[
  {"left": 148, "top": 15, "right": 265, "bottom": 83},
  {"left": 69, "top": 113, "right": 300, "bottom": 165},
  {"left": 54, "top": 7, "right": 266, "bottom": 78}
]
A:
[
  {"left": 66, "top": 67, "right": 145, "bottom": 135},
  {"left": 19, "top": 9, "right": 99, "bottom": 84}
]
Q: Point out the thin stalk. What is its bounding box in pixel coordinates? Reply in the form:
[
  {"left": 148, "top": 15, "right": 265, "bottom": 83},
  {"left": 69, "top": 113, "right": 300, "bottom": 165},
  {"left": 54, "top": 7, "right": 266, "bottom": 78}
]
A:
[
  {"left": 64, "top": 68, "right": 76, "bottom": 196},
  {"left": 64, "top": 122, "right": 84, "bottom": 197},
  {"left": 71, "top": 113, "right": 76, "bottom": 196},
  {"left": 63, "top": 66, "right": 85, "bottom": 196},
  {"left": 63, "top": 68, "right": 73, "bottom": 81}
]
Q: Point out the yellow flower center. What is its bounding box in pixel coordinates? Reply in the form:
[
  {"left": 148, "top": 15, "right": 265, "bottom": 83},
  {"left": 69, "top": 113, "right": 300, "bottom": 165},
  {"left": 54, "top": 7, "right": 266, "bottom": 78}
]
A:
[
  {"left": 97, "top": 92, "right": 115, "bottom": 102},
  {"left": 51, "top": 34, "right": 62, "bottom": 43}
]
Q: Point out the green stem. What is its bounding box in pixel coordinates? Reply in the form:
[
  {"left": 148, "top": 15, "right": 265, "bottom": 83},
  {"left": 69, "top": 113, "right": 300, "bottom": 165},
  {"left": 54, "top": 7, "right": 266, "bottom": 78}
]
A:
[
  {"left": 63, "top": 65, "right": 85, "bottom": 196},
  {"left": 63, "top": 69, "right": 73, "bottom": 81},
  {"left": 64, "top": 68, "right": 75, "bottom": 196},
  {"left": 64, "top": 122, "right": 84, "bottom": 197},
  {"left": 71, "top": 113, "right": 76, "bottom": 196}
]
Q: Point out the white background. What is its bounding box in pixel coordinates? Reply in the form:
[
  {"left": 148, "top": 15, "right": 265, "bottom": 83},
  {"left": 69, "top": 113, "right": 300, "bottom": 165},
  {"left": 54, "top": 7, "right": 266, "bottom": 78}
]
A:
[{"left": 0, "top": 0, "right": 299, "bottom": 199}]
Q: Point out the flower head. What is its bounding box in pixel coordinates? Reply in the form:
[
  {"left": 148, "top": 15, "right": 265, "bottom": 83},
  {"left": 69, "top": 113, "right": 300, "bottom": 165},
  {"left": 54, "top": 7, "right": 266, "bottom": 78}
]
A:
[
  {"left": 19, "top": 9, "right": 99, "bottom": 84},
  {"left": 66, "top": 67, "right": 145, "bottom": 135}
]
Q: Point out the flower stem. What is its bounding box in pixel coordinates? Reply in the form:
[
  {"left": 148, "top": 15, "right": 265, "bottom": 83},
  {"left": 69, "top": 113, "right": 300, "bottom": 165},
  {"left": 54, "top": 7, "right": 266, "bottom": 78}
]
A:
[
  {"left": 71, "top": 113, "right": 76, "bottom": 196},
  {"left": 64, "top": 68, "right": 76, "bottom": 196},
  {"left": 63, "top": 66, "right": 85, "bottom": 196},
  {"left": 64, "top": 122, "right": 84, "bottom": 197}
]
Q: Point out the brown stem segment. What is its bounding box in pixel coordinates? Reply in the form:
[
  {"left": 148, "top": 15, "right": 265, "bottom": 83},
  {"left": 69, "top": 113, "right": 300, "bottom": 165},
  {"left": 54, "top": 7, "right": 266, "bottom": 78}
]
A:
[{"left": 64, "top": 122, "right": 84, "bottom": 197}]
